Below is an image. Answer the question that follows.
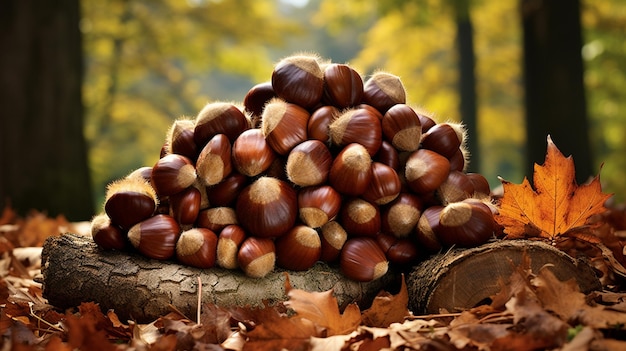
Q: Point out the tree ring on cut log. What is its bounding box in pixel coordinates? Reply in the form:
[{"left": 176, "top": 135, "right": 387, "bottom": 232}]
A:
[{"left": 407, "top": 239, "right": 601, "bottom": 314}]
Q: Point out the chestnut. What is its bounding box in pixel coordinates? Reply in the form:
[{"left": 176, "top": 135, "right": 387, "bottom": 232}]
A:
[
  {"left": 243, "top": 81, "right": 276, "bottom": 123},
  {"left": 340, "top": 198, "right": 381, "bottom": 237},
  {"left": 235, "top": 176, "right": 297, "bottom": 238},
  {"left": 319, "top": 221, "right": 347, "bottom": 263},
  {"left": 362, "top": 162, "right": 401, "bottom": 205},
  {"left": 194, "top": 101, "right": 250, "bottom": 147},
  {"left": 436, "top": 170, "right": 474, "bottom": 205},
  {"left": 166, "top": 118, "right": 197, "bottom": 160},
  {"left": 271, "top": 53, "right": 324, "bottom": 109},
  {"left": 231, "top": 128, "right": 276, "bottom": 177},
  {"left": 275, "top": 225, "right": 322, "bottom": 271},
  {"left": 416, "top": 205, "right": 444, "bottom": 253},
  {"left": 169, "top": 186, "right": 201, "bottom": 226},
  {"left": 176, "top": 228, "right": 218, "bottom": 269},
  {"left": 285, "top": 140, "right": 332, "bottom": 187},
  {"left": 381, "top": 104, "right": 422, "bottom": 152},
  {"left": 329, "top": 107, "right": 382, "bottom": 156},
  {"left": 196, "top": 133, "right": 232, "bottom": 186},
  {"left": 128, "top": 214, "right": 181, "bottom": 260},
  {"left": 261, "top": 98, "right": 310, "bottom": 155},
  {"left": 151, "top": 153, "right": 197, "bottom": 196},
  {"left": 438, "top": 201, "right": 496, "bottom": 248},
  {"left": 340, "top": 237, "right": 388, "bottom": 282},
  {"left": 104, "top": 176, "right": 158, "bottom": 230},
  {"left": 237, "top": 236, "right": 276, "bottom": 278},
  {"left": 91, "top": 213, "right": 126, "bottom": 250},
  {"left": 297, "top": 185, "right": 342, "bottom": 228},
  {"left": 381, "top": 192, "right": 423, "bottom": 238},
  {"left": 307, "top": 105, "right": 339, "bottom": 143},
  {"left": 322, "top": 63, "right": 364, "bottom": 108},
  {"left": 466, "top": 173, "right": 491, "bottom": 199},
  {"left": 362, "top": 71, "right": 406, "bottom": 114},
  {"left": 420, "top": 123, "right": 464, "bottom": 159},
  {"left": 386, "top": 238, "right": 421, "bottom": 266},
  {"left": 404, "top": 149, "right": 450, "bottom": 194},
  {"left": 328, "top": 143, "right": 373, "bottom": 196},
  {"left": 216, "top": 224, "right": 247, "bottom": 270},
  {"left": 374, "top": 140, "right": 400, "bottom": 171},
  {"left": 206, "top": 172, "right": 248, "bottom": 207},
  {"left": 196, "top": 207, "right": 238, "bottom": 233}
]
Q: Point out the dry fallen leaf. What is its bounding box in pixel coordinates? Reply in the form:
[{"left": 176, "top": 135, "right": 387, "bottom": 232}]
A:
[
  {"left": 495, "top": 135, "right": 612, "bottom": 241},
  {"left": 283, "top": 274, "right": 362, "bottom": 336},
  {"left": 361, "top": 274, "right": 410, "bottom": 328}
]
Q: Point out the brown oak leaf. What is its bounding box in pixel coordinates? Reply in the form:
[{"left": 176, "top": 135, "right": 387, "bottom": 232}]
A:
[{"left": 495, "top": 135, "right": 612, "bottom": 241}]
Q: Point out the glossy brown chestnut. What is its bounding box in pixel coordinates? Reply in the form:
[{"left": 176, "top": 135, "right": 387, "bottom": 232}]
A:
[
  {"left": 374, "top": 140, "right": 400, "bottom": 171},
  {"left": 243, "top": 81, "right": 276, "bottom": 123},
  {"left": 437, "top": 170, "right": 474, "bottom": 205},
  {"left": 415, "top": 205, "right": 444, "bottom": 253},
  {"left": 328, "top": 143, "right": 373, "bottom": 196},
  {"left": 362, "top": 162, "right": 401, "bottom": 205},
  {"left": 237, "top": 236, "right": 276, "bottom": 278},
  {"left": 319, "top": 221, "right": 347, "bottom": 263},
  {"left": 126, "top": 166, "right": 153, "bottom": 182},
  {"left": 362, "top": 71, "right": 406, "bottom": 114},
  {"left": 286, "top": 140, "right": 332, "bottom": 187},
  {"left": 261, "top": 98, "right": 310, "bottom": 155},
  {"left": 466, "top": 173, "right": 491, "bottom": 199},
  {"left": 275, "top": 225, "right": 322, "bottom": 271},
  {"left": 169, "top": 186, "right": 201, "bottom": 226},
  {"left": 340, "top": 237, "right": 388, "bottom": 282},
  {"left": 166, "top": 118, "right": 197, "bottom": 160},
  {"left": 328, "top": 107, "right": 382, "bottom": 156},
  {"left": 104, "top": 176, "right": 158, "bottom": 230},
  {"left": 176, "top": 228, "right": 218, "bottom": 268},
  {"left": 381, "top": 104, "right": 422, "bottom": 152},
  {"left": 91, "top": 213, "right": 126, "bottom": 250},
  {"left": 271, "top": 54, "right": 324, "bottom": 109},
  {"left": 231, "top": 128, "right": 276, "bottom": 177},
  {"left": 404, "top": 149, "right": 450, "bottom": 194},
  {"left": 322, "top": 63, "right": 364, "bottom": 108},
  {"left": 151, "top": 153, "right": 197, "bottom": 196},
  {"left": 235, "top": 176, "right": 298, "bottom": 238},
  {"left": 381, "top": 192, "right": 423, "bottom": 238},
  {"left": 386, "top": 238, "right": 420, "bottom": 266},
  {"left": 194, "top": 102, "right": 250, "bottom": 147},
  {"left": 297, "top": 185, "right": 342, "bottom": 228},
  {"left": 420, "top": 123, "right": 464, "bottom": 159},
  {"left": 340, "top": 198, "right": 381, "bottom": 237},
  {"left": 196, "top": 133, "right": 232, "bottom": 186},
  {"left": 127, "top": 214, "right": 181, "bottom": 260},
  {"left": 206, "top": 172, "right": 248, "bottom": 207},
  {"left": 437, "top": 201, "right": 496, "bottom": 248},
  {"left": 307, "top": 105, "right": 339, "bottom": 143},
  {"left": 448, "top": 148, "right": 466, "bottom": 172},
  {"left": 196, "top": 206, "right": 238, "bottom": 233},
  {"left": 417, "top": 113, "right": 437, "bottom": 133},
  {"left": 216, "top": 224, "right": 247, "bottom": 269}
]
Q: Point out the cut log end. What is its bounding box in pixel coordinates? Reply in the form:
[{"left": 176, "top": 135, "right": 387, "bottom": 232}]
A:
[
  {"left": 407, "top": 239, "right": 602, "bottom": 314},
  {"left": 41, "top": 233, "right": 399, "bottom": 323}
]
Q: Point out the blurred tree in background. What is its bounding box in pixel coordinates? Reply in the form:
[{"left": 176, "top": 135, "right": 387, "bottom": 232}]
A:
[{"left": 0, "top": 0, "right": 93, "bottom": 221}]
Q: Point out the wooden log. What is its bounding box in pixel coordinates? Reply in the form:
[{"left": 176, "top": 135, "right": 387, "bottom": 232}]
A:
[
  {"left": 407, "top": 239, "right": 602, "bottom": 314},
  {"left": 40, "top": 233, "right": 399, "bottom": 323}
]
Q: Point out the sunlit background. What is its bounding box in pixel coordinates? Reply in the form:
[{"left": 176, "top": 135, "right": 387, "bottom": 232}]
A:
[{"left": 80, "top": 0, "right": 626, "bottom": 210}]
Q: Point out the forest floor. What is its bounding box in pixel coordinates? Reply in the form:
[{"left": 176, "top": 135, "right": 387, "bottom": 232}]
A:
[{"left": 1, "top": 203, "right": 626, "bottom": 351}]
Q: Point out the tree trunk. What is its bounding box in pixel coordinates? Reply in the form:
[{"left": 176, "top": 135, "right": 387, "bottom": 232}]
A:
[
  {"left": 454, "top": 1, "right": 480, "bottom": 174},
  {"left": 0, "top": 0, "right": 93, "bottom": 221},
  {"left": 520, "top": 0, "right": 593, "bottom": 183},
  {"left": 40, "top": 233, "right": 400, "bottom": 323},
  {"left": 407, "top": 239, "right": 601, "bottom": 314}
]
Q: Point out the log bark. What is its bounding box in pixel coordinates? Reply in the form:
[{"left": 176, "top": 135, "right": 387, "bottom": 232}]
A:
[
  {"left": 41, "top": 233, "right": 400, "bottom": 323},
  {"left": 407, "top": 239, "right": 601, "bottom": 314}
]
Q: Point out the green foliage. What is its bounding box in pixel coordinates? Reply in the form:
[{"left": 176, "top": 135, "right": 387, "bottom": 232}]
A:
[{"left": 81, "top": 0, "right": 301, "bottom": 208}]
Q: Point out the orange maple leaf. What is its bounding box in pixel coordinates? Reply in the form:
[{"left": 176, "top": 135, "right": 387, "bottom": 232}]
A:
[{"left": 495, "top": 136, "right": 612, "bottom": 241}]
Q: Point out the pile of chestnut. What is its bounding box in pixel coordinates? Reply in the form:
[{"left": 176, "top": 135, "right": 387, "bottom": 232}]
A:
[{"left": 91, "top": 53, "right": 499, "bottom": 282}]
